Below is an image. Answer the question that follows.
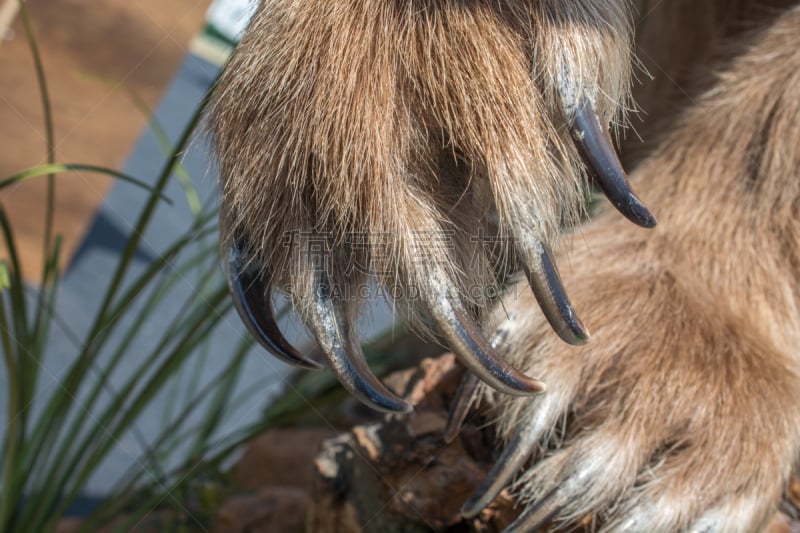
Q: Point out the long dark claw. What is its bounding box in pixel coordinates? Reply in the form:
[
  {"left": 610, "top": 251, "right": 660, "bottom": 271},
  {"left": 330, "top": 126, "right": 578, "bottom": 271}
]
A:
[
  {"left": 425, "top": 270, "right": 545, "bottom": 396},
  {"left": 501, "top": 488, "right": 562, "bottom": 533},
  {"left": 461, "top": 394, "right": 556, "bottom": 518},
  {"left": 445, "top": 326, "right": 514, "bottom": 442},
  {"left": 461, "top": 430, "right": 536, "bottom": 518},
  {"left": 572, "top": 98, "right": 657, "bottom": 228},
  {"left": 308, "top": 271, "right": 412, "bottom": 414},
  {"left": 522, "top": 241, "right": 590, "bottom": 346},
  {"left": 444, "top": 372, "right": 480, "bottom": 444},
  {"left": 228, "top": 240, "right": 323, "bottom": 371}
]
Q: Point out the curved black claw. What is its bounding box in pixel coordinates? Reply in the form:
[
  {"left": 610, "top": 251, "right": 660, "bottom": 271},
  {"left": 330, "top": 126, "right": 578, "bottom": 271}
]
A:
[
  {"left": 461, "top": 427, "right": 535, "bottom": 518},
  {"left": 571, "top": 99, "right": 657, "bottom": 228},
  {"left": 308, "top": 271, "right": 412, "bottom": 414},
  {"left": 461, "top": 394, "right": 557, "bottom": 518},
  {"left": 228, "top": 240, "right": 323, "bottom": 371},
  {"left": 522, "top": 241, "right": 590, "bottom": 346},
  {"left": 445, "top": 326, "right": 514, "bottom": 442},
  {"left": 444, "top": 372, "right": 479, "bottom": 444},
  {"left": 501, "top": 488, "right": 562, "bottom": 533},
  {"left": 425, "top": 270, "right": 545, "bottom": 397}
]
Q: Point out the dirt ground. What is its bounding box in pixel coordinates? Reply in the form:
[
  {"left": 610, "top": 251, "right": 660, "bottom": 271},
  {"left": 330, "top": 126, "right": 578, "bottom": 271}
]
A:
[{"left": 0, "top": 0, "right": 211, "bottom": 281}]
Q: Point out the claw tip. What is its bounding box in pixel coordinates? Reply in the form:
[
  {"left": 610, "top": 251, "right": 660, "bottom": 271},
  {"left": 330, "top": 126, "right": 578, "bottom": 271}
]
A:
[
  {"left": 627, "top": 194, "right": 658, "bottom": 228},
  {"left": 515, "top": 376, "right": 547, "bottom": 396},
  {"left": 460, "top": 498, "right": 482, "bottom": 519}
]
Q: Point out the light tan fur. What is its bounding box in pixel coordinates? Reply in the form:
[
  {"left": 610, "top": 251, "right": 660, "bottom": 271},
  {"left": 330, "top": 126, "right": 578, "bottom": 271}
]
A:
[
  {"left": 209, "top": 1, "right": 800, "bottom": 530},
  {"left": 485, "top": 6, "right": 800, "bottom": 530},
  {"left": 210, "top": 0, "right": 632, "bottom": 324}
]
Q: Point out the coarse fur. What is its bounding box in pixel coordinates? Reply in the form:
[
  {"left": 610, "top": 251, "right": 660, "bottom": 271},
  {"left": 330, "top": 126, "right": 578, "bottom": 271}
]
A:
[
  {"left": 484, "top": 7, "right": 800, "bottom": 529},
  {"left": 210, "top": 0, "right": 633, "bottom": 324},
  {"left": 209, "top": 1, "right": 800, "bottom": 531}
]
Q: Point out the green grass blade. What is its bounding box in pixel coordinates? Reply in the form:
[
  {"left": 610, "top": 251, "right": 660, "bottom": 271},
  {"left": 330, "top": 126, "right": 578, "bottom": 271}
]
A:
[
  {"left": 81, "top": 337, "right": 253, "bottom": 528},
  {"left": 77, "top": 72, "right": 203, "bottom": 217},
  {"left": 17, "top": 0, "right": 56, "bottom": 277},
  {"left": 0, "top": 290, "right": 22, "bottom": 530},
  {"left": 0, "top": 164, "right": 172, "bottom": 205},
  {"left": 37, "top": 290, "right": 231, "bottom": 531},
  {"left": 18, "top": 225, "right": 217, "bottom": 514},
  {"left": 0, "top": 208, "right": 30, "bottom": 351},
  {"left": 0, "top": 262, "right": 10, "bottom": 291},
  {"left": 17, "top": 100, "right": 213, "bottom": 504}
]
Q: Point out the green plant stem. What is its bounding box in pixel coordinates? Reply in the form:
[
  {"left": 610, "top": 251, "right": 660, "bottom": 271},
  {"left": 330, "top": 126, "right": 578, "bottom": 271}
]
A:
[
  {"left": 76, "top": 72, "right": 204, "bottom": 217},
  {"left": 32, "top": 278, "right": 227, "bottom": 525},
  {"left": 17, "top": 0, "right": 56, "bottom": 267},
  {"left": 38, "top": 290, "right": 231, "bottom": 532},
  {"left": 0, "top": 210, "right": 28, "bottom": 531},
  {"left": 17, "top": 226, "right": 217, "bottom": 527},
  {"left": 0, "top": 293, "right": 21, "bottom": 530},
  {"left": 0, "top": 164, "right": 172, "bottom": 203},
  {"left": 18, "top": 5, "right": 57, "bottom": 418},
  {"left": 0, "top": 27, "right": 272, "bottom": 529},
  {"left": 16, "top": 222, "right": 216, "bottom": 498},
  {"left": 91, "top": 335, "right": 254, "bottom": 517},
  {"left": 18, "top": 95, "right": 211, "bottom": 521},
  {"left": 94, "top": 92, "right": 210, "bottom": 321}
]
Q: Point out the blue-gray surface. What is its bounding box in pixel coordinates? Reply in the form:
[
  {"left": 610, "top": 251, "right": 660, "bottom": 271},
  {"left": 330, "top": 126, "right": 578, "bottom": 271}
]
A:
[
  {"left": 61, "top": 54, "right": 279, "bottom": 496},
  {"left": 2, "top": 53, "right": 396, "bottom": 497},
  {"left": 51, "top": 55, "right": 293, "bottom": 496}
]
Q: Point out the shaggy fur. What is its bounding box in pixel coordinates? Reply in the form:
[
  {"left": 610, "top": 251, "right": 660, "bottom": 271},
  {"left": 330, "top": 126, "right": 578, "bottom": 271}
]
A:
[
  {"left": 210, "top": 0, "right": 632, "bottom": 322},
  {"left": 209, "top": 1, "right": 800, "bottom": 530},
  {"left": 485, "top": 5, "right": 800, "bottom": 530}
]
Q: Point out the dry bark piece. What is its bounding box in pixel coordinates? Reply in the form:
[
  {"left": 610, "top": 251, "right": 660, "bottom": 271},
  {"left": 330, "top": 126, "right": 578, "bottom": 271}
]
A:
[
  {"left": 212, "top": 487, "right": 309, "bottom": 533},
  {"left": 308, "top": 354, "right": 519, "bottom": 532},
  {"left": 231, "top": 427, "right": 336, "bottom": 490}
]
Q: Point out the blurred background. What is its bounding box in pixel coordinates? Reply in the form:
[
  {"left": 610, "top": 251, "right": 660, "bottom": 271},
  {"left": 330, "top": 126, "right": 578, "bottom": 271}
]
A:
[
  {"left": 0, "top": 3, "right": 413, "bottom": 529},
  {"left": 1, "top": 0, "right": 208, "bottom": 280},
  {"left": 0, "top": 2, "right": 408, "bottom": 531}
]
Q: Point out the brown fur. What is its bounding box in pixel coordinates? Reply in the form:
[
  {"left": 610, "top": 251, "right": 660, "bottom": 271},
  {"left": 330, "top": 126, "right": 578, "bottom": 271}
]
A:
[
  {"left": 209, "top": 1, "right": 800, "bottom": 530},
  {"left": 486, "top": 6, "right": 800, "bottom": 530},
  {"left": 210, "top": 0, "right": 632, "bottom": 324}
]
